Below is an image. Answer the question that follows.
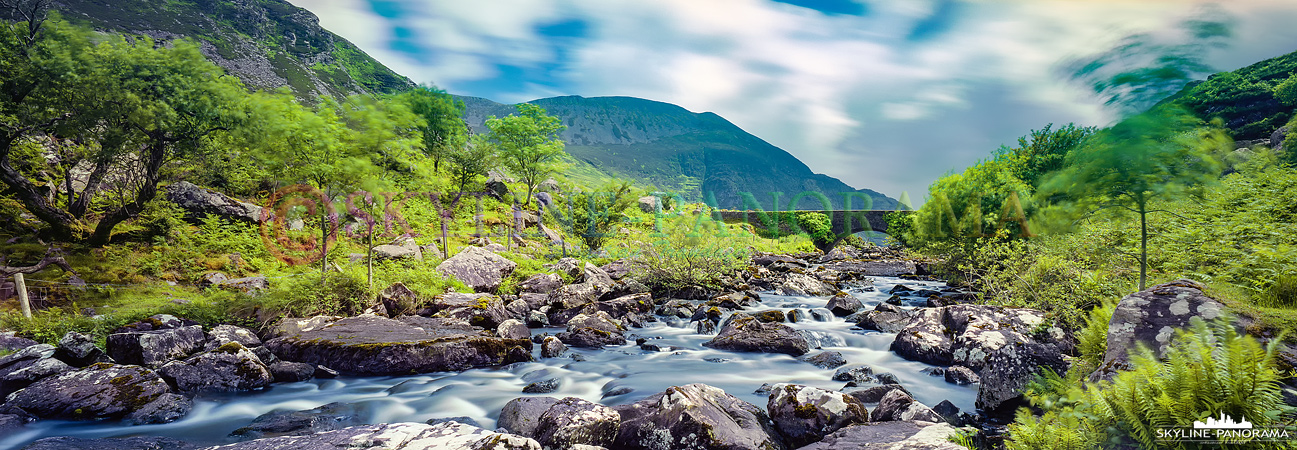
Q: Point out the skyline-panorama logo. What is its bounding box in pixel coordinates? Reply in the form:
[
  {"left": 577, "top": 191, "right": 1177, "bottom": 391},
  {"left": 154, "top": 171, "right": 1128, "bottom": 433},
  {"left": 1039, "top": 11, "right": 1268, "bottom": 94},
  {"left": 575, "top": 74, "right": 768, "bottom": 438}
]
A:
[
  {"left": 1193, "top": 413, "right": 1253, "bottom": 430},
  {"left": 1156, "top": 412, "right": 1292, "bottom": 445}
]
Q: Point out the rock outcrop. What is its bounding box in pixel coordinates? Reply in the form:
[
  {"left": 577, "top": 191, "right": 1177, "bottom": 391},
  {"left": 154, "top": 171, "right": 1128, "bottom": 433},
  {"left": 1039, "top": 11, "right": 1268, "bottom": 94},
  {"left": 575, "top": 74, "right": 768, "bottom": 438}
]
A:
[
  {"left": 1089, "top": 279, "right": 1224, "bottom": 381},
  {"left": 703, "top": 315, "right": 809, "bottom": 356},
  {"left": 613, "top": 383, "right": 786, "bottom": 450},
  {"left": 436, "top": 246, "right": 518, "bottom": 292}
]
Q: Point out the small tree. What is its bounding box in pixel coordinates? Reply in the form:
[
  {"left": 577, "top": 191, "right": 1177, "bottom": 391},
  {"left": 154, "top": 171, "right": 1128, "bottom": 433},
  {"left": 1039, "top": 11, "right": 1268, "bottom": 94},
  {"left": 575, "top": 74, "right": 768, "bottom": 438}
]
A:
[
  {"left": 485, "top": 103, "right": 565, "bottom": 208},
  {"left": 1038, "top": 107, "right": 1229, "bottom": 289},
  {"left": 448, "top": 134, "right": 497, "bottom": 196},
  {"left": 397, "top": 84, "right": 466, "bottom": 171},
  {"left": 549, "top": 180, "right": 635, "bottom": 253}
]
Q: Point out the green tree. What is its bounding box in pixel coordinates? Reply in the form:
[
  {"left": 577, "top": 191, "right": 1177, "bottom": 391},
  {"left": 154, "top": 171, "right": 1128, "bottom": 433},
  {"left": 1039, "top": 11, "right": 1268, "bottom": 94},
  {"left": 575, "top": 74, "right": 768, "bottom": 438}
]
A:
[
  {"left": 0, "top": 12, "right": 248, "bottom": 244},
  {"left": 485, "top": 103, "right": 565, "bottom": 208},
  {"left": 448, "top": 134, "right": 498, "bottom": 196},
  {"left": 1037, "top": 107, "right": 1229, "bottom": 289},
  {"left": 397, "top": 84, "right": 466, "bottom": 171},
  {"left": 549, "top": 180, "right": 635, "bottom": 253}
]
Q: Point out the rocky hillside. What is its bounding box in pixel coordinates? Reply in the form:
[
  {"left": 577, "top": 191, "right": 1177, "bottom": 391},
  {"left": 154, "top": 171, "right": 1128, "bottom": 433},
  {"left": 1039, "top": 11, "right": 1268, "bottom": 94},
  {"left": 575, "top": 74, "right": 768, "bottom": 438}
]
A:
[
  {"left": 460, "top": 95, "right": 899, "bottom": 211},
  {"left": 46, "top": 0, "right": 414, "bottom": 99},
  {"left": 1168, "top": 48, "right": 1297, "bottom": 140}
]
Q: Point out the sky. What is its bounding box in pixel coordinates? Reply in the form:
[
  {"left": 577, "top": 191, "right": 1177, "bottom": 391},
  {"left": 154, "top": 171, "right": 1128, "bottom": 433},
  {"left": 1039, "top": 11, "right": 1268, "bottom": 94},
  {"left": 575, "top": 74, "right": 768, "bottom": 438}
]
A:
[{"left": 287, "top": 0, "right": 1297, "bottom": 204}]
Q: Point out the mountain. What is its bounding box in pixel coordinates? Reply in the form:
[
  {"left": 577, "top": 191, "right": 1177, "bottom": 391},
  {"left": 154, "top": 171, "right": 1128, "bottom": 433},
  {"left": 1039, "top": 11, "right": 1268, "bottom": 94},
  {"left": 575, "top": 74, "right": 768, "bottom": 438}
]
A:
[
  {"left": 1167, "top": 49, "right": 1297, "bottom": 140},
  {"left": 459, "top": 95, "right": 899, "bottom": 211},
  {"left": 44, "top": 0, "right": 414, "bottom": 99}
]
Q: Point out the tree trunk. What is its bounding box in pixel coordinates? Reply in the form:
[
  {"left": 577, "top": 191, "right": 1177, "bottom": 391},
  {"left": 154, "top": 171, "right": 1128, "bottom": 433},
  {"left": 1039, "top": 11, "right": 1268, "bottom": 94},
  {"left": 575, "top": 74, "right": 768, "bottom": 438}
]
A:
[
  {"left": 87, "top": 143, "right": 167, "bottom": 246},
  {"left": 0, "top": 154, "right": 82, "bottom": 240},
  {"left": 320, "top": 210, "right": 328, "bottom": 288},
  {"left": 1139, "top": 207, "right": 1147, "bottom": 291}
]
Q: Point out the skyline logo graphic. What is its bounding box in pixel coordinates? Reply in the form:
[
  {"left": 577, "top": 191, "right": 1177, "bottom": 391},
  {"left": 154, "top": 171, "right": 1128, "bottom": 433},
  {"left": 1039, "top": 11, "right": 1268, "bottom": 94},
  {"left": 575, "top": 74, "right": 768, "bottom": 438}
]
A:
[{"left": 1193, "top": 413, "right": 1253, "bottom": 430}]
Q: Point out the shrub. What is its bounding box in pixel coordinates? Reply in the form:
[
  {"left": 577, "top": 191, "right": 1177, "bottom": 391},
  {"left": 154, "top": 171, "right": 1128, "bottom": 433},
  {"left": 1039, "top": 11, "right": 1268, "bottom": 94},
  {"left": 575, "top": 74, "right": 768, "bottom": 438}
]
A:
[
  {"left": 546, "top": 181, "right": 636, "bottom": 253},
  {"left": 630, "top": 232, "right": 751, "bottom": 295},
  {"left": 795, "top": 211, "right": 832, "bottom": 249}
]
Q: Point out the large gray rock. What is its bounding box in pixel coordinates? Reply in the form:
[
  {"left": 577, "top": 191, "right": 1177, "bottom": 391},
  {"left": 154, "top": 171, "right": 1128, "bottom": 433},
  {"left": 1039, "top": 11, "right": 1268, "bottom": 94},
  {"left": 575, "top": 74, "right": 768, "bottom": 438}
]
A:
[
  {"left": 377, "top": 282, "right": 421, "bottom": 317},
  {"left": 55, "top": 331, "right": 112, "bottom": 367},
  {"left": 268, "top": 361, "right": 316, "bottom": 383},
  {"left": 204, "top": 422, "right": 540, "bottom": 450},
  {"left": 796, "top": 421, "right": 967, "bottom": 450},
  {"left": 165, "top": 181, "right": 263, "bottom": 224},
  {"left": 18, "top": 436, "right": 197, "bottom": 450},
  {"left": 776, "top": 273, "right": 836, "bottom": 297},
  {"left": 870, "top": 390, "right": 941, "bottom": 423},
  {"left": 267, "top": 316, "right": 340, "bottom": 339},
  {"left": 977, "top": 342, "right": 1068, "bottom": 412},
  {"left": 264, "top": 315, "right": 531, "bottom": 375},
  {"left": 436, "top": 246, "right": 518, "bottom": 292},
  {"left": 821, "top": 260, "right": 917, "bottom": 277},
  {"left": 424, "top": 293, "right": 511, "bottom": 329},
  {"left": 229, "top": 402, "right": 364, "bottom": 439},
  {"left": 157, "top": 342, "right": 273, "bottom": 393},
  {"left": 106, "top": 325, "right": 208, "bottom": 367},
  {"left": 124, "top": 393, "right": 193, "bottom": 425},
  {"left": 205, "top": 325, "right": 263, "bottom": 350},
  {"left": 703, "top": 315, "right": 809, "bottom": 356},
  {"left": 845, "top": 384, "right": 912, "bottom": 404},
  {"left": 497, "top": 319, "right": 530, "bottom": 340},
  {"left": 541, "top": 336, "right": 566, "bottom": 358},
  {"left": 826, "top": 292, "right": 863, "bottom": 317},
  {"left": 889, "top": 305, "right": 1063, "bottom": 371},
  {"left": 5, "top": 363, "right": 176, "bottom": 421},
  {"left": 0, "top": 344, "right": 70, "bottom": 397},
  {"left": 498, "top": 397, "right": 562, "bottom": 437},
  {"left": 0, "top": 332, "right": 37, "bottom": 352},
  {"left": 519, "top": 273, "right": 563, "bottom": 295},
  {"left": 613, "top": 383, "right": 786, "bottom": 450},
  {"left": 533, "top": 397, "right": 620, "bottom": 449},
  {"left": 373, "top": 236, "right": 423, "bottom": 261},
  {"left": 856, "top": 306, "right": 915, "bottom": 333},
  {"left": 1089, "top": 279, "right": 1224, "bottom": 382},
  {"left": 767, "top": 384, "right": 869, "bottom": 448},
  {"left": 549, "top": 282, "right": 605, "bottom": 314}
]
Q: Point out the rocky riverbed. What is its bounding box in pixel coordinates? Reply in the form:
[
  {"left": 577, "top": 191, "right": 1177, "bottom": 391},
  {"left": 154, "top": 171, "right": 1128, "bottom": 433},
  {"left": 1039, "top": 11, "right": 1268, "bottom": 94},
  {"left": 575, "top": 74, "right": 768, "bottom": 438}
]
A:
[{"left": 0, "top": 246, "right": 1094, "bottom": 449}]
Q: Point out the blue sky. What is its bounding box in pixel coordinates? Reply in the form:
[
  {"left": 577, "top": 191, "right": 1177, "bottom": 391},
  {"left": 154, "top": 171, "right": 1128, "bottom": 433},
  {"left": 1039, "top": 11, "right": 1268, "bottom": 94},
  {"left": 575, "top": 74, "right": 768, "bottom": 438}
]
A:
[{"left": 288, "top": 0, "right": 1297, "bottom": 203}]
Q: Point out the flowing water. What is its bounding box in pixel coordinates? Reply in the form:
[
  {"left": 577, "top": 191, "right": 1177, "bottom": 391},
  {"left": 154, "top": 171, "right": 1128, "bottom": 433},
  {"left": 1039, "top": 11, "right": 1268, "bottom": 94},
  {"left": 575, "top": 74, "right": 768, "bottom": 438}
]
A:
[{"left": 0, "top": 276, "right": 975, "bottom": 449}]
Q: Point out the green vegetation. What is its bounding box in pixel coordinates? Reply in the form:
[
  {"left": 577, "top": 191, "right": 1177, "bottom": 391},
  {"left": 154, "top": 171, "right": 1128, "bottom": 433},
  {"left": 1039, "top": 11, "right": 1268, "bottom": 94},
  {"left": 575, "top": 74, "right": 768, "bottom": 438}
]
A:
[
  {"left": 484, "top": 103, "right": 567, "bottom": 208},
  {"left": 548, "top": 180, "right": 636, "bottom": 252},
  {"left": 1006, "top": 317, "right": 1292, "bottom": 450}
]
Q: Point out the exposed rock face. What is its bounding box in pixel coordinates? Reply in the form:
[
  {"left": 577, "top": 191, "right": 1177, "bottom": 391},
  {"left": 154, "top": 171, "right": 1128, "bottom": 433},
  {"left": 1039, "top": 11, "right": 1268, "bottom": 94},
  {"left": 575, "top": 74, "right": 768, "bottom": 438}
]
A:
[
  {"left": 166, "top": 181, "right": 263, "bottom": 224},
  {"left": 870, "top": 390, "right": 941, "bottom": 423},
  {"left": 845, "top": 384, "right": 912, "bottom": 404},
  {"left": 890, "top": 304, "right": 1063, "bottom": 371},
  {"left": 18, "top": 436, "right": 197, "bottom": 450},
  {"left": 373, "top": 236, "right": 423, "bottom": 261},
  {"left": 0, "top": 344, "right": 72, "bottom": 398},
  {"left": 776, "top": 273, "right": 836, "bottom": 297},
  {"left": 796, "top": 421, "right": 967, "bottom": 450},
  {"left": 977, "top": 342, "right": 1068, "bottom": 412},
  {"left": 55, "top": 331, "right": 113, "bottom": 367},
  {"left": 157, "top": 342, "right": 273, "bottom": 393},
  {"left": 436, "top": 246, "right": 518, "bottom": 292},
  {"left": 1089, "top": 279, "right": 1224, "bottom": 382},
  {"left": 613, "top": 383, "right": 786, "bottom": 450},
  {"left": 703, "top": 315, "right": 809, "bottom": 356},
  {"left": 5, "top": 363, "right": 177, "bottom": 421},
  {"left": 549, "top": 282, "right": 605, "bottom": 313},
  {"left": 855, "top": 306, "right": 915, "bottom": 333},
  {"left": 533, "top": 397, "right": 620, "bottom": 449},
  {"left": 638, "top": 196, "right": 661, "bottom": 213},
  {"left": 264, "top": 315, "right": 531, "bottom": 375},
  {"left": 801, "top": 351, "right": 847, "bottom": 369},
  {"left": 519, "top": 273, "right": 564, "bottom": 295},
  {"left": 499, "top": 397, "right": 562, "bottom": 437},
  {"left": 825, "top": 293, "right": 863, "bottom": 316},
  {"left": 205, "top": 422, "right": 540, "bottom": 450},
  {"left": 268, "top": 316, "right": 340, "bottom": 339},
  {"left": 424, "top": 293, "right": 512, "bottom": 329},
  {"left": 106, "top": 325, "right": 208, "bottom": 367},
  {"left": 767, "top": 384, "right": 869, "bottom": 448},
  {"left": 229, "top": 402, "right": 363, "bottom": 439},
  {"left": 600, "top": 260, "right": 633, "bottom": 280}
]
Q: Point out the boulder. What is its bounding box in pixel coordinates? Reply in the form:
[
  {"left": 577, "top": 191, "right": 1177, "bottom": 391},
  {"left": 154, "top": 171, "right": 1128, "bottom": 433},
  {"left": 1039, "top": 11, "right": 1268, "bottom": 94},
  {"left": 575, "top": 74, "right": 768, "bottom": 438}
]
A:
[
  {"left": 505, "top": 298, "right": 531, "bottom": 320},
  {"left": 124, "top": 393, "right": 193, "bottom": 425},
  {"left": 556, "top": 327, "right": 626, "bottom": 348},
  {"left": 264, "top": 315, "right": 531, "bottom": 375},
  {"left": 267, "top": 316, "right": 340, "bottom": 339},
  {"left": 106, "top": 325, "right": 208, "bottom": 367},
  {"left": 373, "top": 236, "right": 423, "bottom": 261},
  {"left": 533, "top": 397, "right": 620, "bottom": 449},
  {"left": 856, "top": 307, "right": 915, "bottom": 333},
  {"left": 0, "top": 344, "right": 73, "bottom": 398},
  {"left": 637, "top": 196, "right": 660, "bottom": 213},
  {"left": 776, "top": 273, "right": 836, "bottom": 297},
  {"left": 436, "top": 246, "right": 518, "bottom": 292},
  {"left": 424, "top": 293, "right": 511, "bottom": 329},
  {"left": 541, "top": 336, "right": 566, "bottom": 358},
  {"left": 268, "top": 361, "right": 316, "bottom": 383},
  {"left": 229, "top": 402, "right": 363, "bottom": 439},
  {"left": 600, "top": 260, "right": 633, "bottom": 280},
  {"left": 205, "top": 422, "right": 540, "bottom": 450},
  {"left": 497, "top": 319, "right": 530, "bottom": 340},
  {"left": 592, "top": 292, "right": 653, "bottom": 320},
  {"left": 54, "top": 331, "right": 112, "bottom": 367},
  {"left": 826, "top": 292, "right": 863, "bottom": 316},
  {"left": 18, "top": 436, "right": 197, "bottom": 450},
  {"left": 0, "top": 332, "right": 37, "bottom": 352},
  {"left": 5, "top": 363, "right": 176, "bottom": 421},
  {"left": 523, "top": 378, "right": 561, "bottom": 393},
  {"left": 767, "top": 384, "right": 869, "bottom": 448},
  {"left": 832, "top": 364, "right": 875, "bottom": 384},
  {"left": 796, "top": 421, "right": 967, "bottom": 450},
  {"left": 1089, "top": 279, "right": 1224, "bottom": 382},
  {"left": 845, "top": 384, "right": 912, "bottom": 404},
  {"left": 499, "top": 397, "right": 562, "bottom": 437},
  {"left": 800, "top": 351, "right": 847, "bottom": 369},
  {"left": 703, "top": 315, "right": 809, "bottom": 356},
  {"left": 889, "top": 304, "right": 1061, "bottom": 371},
  {"left": 165, "top": 181, "right": 263, "bottom": 224},
  {"left": 976, "top": 342, "right": 1069, "bottom": 412},
  {"left": 549, "top": 282, "right": 604, "bottom": 314},
  {"left": 206, "top": 325, "right": 263, "bottom": 350},
  {"left": 944, "top": 366, "right": 979, "bottom": 386},
  {"left": 613, "top": 383, "right": 786, "bottom": 450},
  {"left": 519, "top": 273, "right": 564, "bottom": 295},
  {"left": 870, "top": 390, "right": 941, "bottom": 422},
  {"left": 377, "top": 282, "right": 421, "bottom": 317},
  {"left": 157, "top": 342, "right": 273, "bottom": 393}
]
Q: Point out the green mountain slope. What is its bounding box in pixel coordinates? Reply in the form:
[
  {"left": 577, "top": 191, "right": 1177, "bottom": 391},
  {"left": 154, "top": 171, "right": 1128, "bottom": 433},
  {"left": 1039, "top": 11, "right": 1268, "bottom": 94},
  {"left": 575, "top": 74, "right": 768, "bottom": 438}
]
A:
[
  {"left": 46, "top": 0, "right": 414, "bottom": 99},
  {"left": 1168, "top": 49, "right": 1297, "bottom": 140},
  {"left": 459, "top": 95, "right": 898, "bottom": 211}
]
